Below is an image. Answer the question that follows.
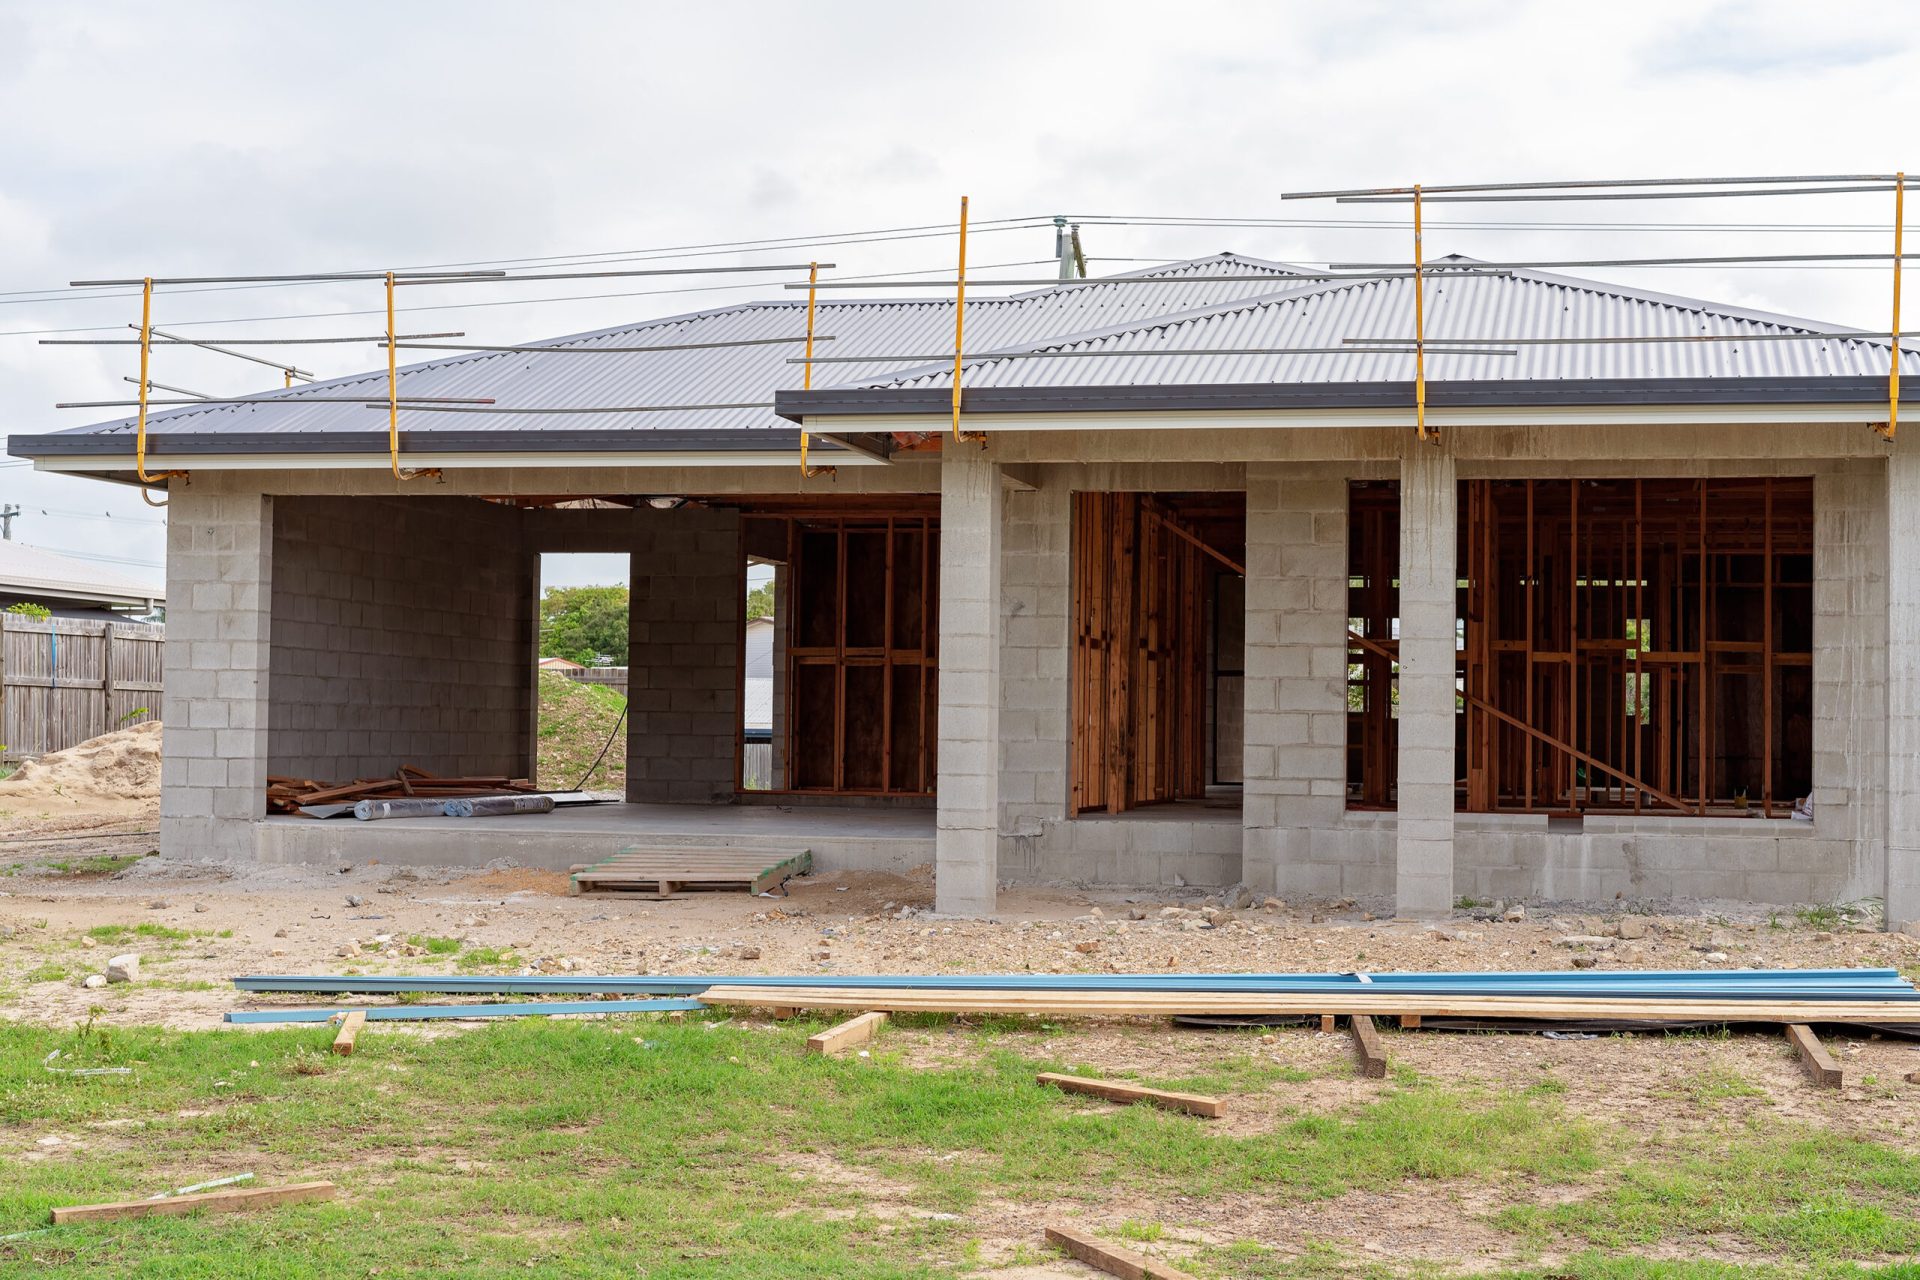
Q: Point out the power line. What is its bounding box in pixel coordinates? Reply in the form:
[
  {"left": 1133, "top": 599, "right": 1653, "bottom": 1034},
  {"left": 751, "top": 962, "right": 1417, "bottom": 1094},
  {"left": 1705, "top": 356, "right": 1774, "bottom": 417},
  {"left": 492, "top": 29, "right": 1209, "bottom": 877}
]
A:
[
  {"left": 0, "top": 252, "right": 1056, "bottom": 340},
  {"left": 0, "top": 217, "right": 1056, "bottom": 308},
  {"left": 25, "top": 506, "right": 168, "bottom": 526}
]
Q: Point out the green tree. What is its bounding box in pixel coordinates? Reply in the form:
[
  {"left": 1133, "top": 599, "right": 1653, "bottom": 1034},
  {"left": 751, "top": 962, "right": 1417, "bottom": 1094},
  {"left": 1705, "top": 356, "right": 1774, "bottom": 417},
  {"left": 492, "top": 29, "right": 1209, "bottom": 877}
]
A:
[
  {"left": 745, "top": 581, "right": 775, "bottom": 620},
  {"left": 539, "top": 585, "right": 629, "bottom": 666}
]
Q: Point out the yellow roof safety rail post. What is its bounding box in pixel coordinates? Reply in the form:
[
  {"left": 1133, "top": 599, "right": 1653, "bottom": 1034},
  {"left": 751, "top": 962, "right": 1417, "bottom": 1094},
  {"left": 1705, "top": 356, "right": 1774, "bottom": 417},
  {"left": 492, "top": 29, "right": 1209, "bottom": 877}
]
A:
[
  {"left": 951, "top": 195, "right": 982, "bottom": 445},
  {"left": 387, "top": 271, "right": 440, "bottom": 480},
  {"left": 1883, "top": 172, "right": 1904, "bottom": 440},
  {"left": 134, "top": 276, "right": 185, "bottom": 497},
  {"left": 799, "top": 261, "right": 834, "bottom": 478},
  {"left": 1412, "top": 183, "right": 1434, "bottom": 445}
]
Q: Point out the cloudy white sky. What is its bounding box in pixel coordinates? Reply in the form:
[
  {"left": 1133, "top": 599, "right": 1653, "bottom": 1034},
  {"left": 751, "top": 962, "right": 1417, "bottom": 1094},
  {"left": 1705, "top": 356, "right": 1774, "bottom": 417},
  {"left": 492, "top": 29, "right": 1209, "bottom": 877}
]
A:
[{"left": 3, "top": 0, "right": 1917, "bottom": 590}]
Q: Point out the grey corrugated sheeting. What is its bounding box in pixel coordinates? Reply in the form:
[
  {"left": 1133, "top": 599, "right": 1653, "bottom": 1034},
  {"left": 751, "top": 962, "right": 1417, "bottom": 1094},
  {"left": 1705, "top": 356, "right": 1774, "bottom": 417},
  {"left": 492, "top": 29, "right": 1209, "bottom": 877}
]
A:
[
  {"left": 865, "top": 260, "right": 1920, "bottom": 391},
  {"left": 19, "top": 251, "right": 1916, "bottom": 454},
  {"left": 30, "top": 254, "right": 1306, "bottom": 445}
]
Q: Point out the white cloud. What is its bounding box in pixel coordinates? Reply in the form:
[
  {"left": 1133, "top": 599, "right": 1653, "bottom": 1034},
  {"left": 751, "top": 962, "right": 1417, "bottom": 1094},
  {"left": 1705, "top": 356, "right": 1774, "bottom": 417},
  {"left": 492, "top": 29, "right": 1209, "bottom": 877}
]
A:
[{"left": 2, "top": 0, "right": 1917, "bottom": 580}]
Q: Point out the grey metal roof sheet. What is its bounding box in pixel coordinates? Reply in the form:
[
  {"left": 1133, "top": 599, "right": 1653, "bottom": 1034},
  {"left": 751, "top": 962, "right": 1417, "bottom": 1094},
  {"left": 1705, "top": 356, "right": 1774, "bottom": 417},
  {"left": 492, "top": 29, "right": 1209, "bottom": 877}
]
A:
[
  {"left": 21, "top": 254, "right": 1306, "bottom": 448},
  {"left": 853, "top": 258, "right": 1920, "bottom": 392},
  {"left": 12, "top": 251, "right": 1915, "bottom": 459},
  {"left": 0, "top": 541, "right": 164, "bottom": 605}
]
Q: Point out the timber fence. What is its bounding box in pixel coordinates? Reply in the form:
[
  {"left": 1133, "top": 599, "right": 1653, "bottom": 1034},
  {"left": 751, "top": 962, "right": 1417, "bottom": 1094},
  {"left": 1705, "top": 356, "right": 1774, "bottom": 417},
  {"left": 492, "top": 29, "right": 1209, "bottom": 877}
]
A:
[{"left": 1, "top": 615, "right": 164, "bottom": 762}]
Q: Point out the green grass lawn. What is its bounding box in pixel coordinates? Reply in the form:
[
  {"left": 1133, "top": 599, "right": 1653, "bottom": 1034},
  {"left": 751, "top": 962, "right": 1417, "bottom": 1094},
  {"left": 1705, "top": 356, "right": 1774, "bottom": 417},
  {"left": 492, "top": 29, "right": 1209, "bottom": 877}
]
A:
[{"left": 2, "top": 1016, "right": 1917, "bottom": 1278}]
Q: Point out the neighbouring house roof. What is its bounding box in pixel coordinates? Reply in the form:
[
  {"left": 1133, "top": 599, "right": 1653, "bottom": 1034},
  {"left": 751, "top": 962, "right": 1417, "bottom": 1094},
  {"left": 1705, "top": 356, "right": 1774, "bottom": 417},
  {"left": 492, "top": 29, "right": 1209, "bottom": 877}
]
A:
[
  {"left": 537, "top": 655, "right": 584, "bottom": 670},
  {"left": 10, "top": 252, "right": 1915, "bottom": 472},
  {"left": 0, "top": 540, "right": 165, "bottom": 610}
]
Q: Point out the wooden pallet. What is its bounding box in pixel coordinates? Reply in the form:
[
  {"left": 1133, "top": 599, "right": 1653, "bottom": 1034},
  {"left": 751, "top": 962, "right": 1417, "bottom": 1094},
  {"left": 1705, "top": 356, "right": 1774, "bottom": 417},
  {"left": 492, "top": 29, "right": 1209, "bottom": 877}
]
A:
[{"left": 568, "top": 847, "right": 812, "bottom": 898}]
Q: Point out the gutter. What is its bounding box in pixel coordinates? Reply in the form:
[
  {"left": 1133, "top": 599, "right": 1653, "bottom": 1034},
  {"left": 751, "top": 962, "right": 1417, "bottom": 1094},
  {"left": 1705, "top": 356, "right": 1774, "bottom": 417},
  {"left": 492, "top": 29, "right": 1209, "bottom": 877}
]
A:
[{"left": 775, "top": 375, "right": 1920, "bottom": 421}]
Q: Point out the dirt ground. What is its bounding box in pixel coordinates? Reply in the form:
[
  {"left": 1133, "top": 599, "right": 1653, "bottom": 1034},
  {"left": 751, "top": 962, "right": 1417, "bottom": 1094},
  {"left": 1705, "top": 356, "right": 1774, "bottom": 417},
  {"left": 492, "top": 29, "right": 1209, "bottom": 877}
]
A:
[
  {"left": 3, "top": 811, "right": 1917, "bottom": 1041},
  {"left": 6, "top": 809, "right": 1920, "bottom": 1276}
]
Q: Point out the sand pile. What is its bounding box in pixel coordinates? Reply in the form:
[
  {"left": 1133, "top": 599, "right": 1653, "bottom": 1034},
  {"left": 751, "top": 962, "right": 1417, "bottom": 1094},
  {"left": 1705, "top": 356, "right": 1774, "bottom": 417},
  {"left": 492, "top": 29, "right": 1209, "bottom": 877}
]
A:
[{"left": 0, "top": 720, "right": 163, "bottom": 816}]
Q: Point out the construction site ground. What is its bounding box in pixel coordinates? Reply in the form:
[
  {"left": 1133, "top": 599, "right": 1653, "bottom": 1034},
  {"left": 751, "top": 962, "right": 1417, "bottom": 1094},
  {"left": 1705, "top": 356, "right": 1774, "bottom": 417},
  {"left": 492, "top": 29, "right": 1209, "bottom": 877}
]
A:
[{"left": 4, "top": 813, "right": 1920, "bottom": 1277}]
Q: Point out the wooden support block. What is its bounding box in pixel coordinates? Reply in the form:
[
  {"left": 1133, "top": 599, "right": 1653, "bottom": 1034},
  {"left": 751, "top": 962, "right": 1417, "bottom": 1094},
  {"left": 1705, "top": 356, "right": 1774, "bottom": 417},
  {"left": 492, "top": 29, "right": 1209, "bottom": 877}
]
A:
[
  {"left": 807, "top": 1010, "right": 887, "bottom": 1056},
  {"left": 665, "top": 1011, "right": 686, "bottom": 1024},
  {"left": 1044, "top": 1223, "right": 1199, "bottom": 1280},
  {"left": 1319, "top": 1013, "right": 1335, "bottom": 1033},
  {"left": 331, "top": 1010, "right": 366, "bottom": 1057},
  {"left": 1348, "top": 1013, "right": 1387, "bottom": 1079},
  {"left": 1785, "top": 1023, "right": 1844, "bottom": 1089},
  {"left": 1036, "top": 1072, "right": 1224, "bottom": 1119},
  {"left": 52, "top": 1180, "right": 337, "bottom": 1224},
  {"left": 770, "top": 1006, "right": 799, "bottom": 1021},
  {"left": 1400, "top": 1014, "right": 1422, "bottom": 1029}
]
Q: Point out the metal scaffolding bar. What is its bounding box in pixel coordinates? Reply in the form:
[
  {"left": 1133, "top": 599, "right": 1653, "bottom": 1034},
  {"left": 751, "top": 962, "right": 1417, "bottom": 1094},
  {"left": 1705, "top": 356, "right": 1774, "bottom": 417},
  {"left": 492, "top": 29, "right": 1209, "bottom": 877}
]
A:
[
  {"left": 1888, "top": 173, "right": 1906, "bottom": 439},
  {"left": 1284, "top": 173, "right": 1906, "bottom": 199},
  {"left": 951, "top": 195, "right": 970, "bottom": 442},
  {"left": 391, "top": 262, "right": 834, "bottom": 286}
]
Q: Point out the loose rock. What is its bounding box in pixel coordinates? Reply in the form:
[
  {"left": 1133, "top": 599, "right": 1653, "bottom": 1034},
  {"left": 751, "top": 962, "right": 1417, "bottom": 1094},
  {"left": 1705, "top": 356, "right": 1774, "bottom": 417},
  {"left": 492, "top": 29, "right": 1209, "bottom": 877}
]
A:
[{"left": 106, "top": 953, "right": 139, "bottom": 983}]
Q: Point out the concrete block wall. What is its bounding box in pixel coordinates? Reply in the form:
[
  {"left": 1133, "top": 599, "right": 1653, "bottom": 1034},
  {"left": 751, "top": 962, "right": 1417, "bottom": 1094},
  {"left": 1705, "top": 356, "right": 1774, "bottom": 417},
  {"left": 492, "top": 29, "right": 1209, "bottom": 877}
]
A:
[
  {"left": 267, "top": 496, "right": 534, "bottom": 782},
  {"left": 1241, "top": 462, "right": 1370, "bottom": 898},
  {"left": 994, "top": 461, "right": 1249, "bottom": 890},
  {"left": 161, "top": 487, "right": 274, "bottom": 861},
  {"left": 999, "top": 481, "right": 1071, "bottom": 852},
  {"left": 936, "top": 452, "right": 1003, "bottom": 914},
  {"left": 1812, "top": 463, "right": 1888, "bottom": 905},
  {"left": 1887, "top": 436, "right": 1920, "bottom": 927},
  {"left": 627, "top": 506, "right": 741, "bottom": 804},
  {"left": 1394, "top": 446, "right": 1457, "bottom": 917}
]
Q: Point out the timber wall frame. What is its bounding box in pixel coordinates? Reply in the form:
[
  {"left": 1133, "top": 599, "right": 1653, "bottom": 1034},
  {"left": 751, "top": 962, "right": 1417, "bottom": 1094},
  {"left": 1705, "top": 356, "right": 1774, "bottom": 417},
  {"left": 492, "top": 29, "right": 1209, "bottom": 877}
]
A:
[
  {"left": 1347, "top": 476, "right": 1816, "bottom": 817},
  {"left": 1068, "top": 492, "right": 1237, "bottom": 815},
  {"left": 753, "top": 512, "right": 939, "bottom": 797}
]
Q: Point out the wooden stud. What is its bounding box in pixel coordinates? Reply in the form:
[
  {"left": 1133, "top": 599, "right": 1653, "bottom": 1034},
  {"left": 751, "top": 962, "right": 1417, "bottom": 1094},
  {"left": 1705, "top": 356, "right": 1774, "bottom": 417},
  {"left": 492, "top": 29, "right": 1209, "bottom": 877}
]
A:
[
  {"left": 1348, "top": 1013, "right": 1387, "bottom": 1078},
  {"left": 1399, "top": 1013, "right": 1421, "bottom": 1029},
  {"left": 52, "top": 1181, "right": 337, "bottom": 1224},
  {"left": 806, "top": 1010, "right": 887, "bottom": 1056},
  {"left": 1785, "top": 1023, "right": 1844, "bottom": 1089},
  {"left": 331, "top": 1010, "right": 366, "bottom": 1056},
  {"left": 1036, "top": 1071, "right": 1224, "bottom": 1119},
  {"left": 1044, "top": 1223, "right": 1200, "bottom": 1280},
  {"left": 1319, "top": 1013, "right": 1336, "bottom": 1033}
]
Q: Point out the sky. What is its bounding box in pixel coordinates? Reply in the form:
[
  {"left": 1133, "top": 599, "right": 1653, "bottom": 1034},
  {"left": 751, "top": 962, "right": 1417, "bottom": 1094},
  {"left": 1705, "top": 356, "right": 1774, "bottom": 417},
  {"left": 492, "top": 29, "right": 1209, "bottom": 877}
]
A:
[{"left": 3, "top": 0, "right": 1918, "bottom": 592}]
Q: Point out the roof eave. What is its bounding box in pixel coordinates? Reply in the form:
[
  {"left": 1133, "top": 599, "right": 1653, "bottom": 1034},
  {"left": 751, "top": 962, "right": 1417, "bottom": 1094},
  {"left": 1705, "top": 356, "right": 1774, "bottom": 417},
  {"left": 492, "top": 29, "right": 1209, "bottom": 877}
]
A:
[{"left": 777, "top": 375, "right": 1919, "bottom": 420}]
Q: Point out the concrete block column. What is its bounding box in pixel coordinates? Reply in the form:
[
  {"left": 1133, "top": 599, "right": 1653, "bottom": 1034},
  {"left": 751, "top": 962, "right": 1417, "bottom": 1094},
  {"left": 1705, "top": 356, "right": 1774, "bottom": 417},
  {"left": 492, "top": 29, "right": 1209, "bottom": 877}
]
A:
[
  {"left": 628, "top": 506, "right": 741, "bottom": 804},
  {"left": 1888, "top": 438, "right": 1920, "bottom": 929},
  {"left": 1241, "top": 464, "right": 1353, "bottom": 898},
  {"left": 160, "top": 486, "right": 273, "bottom": 861},
  {"left": 1395, "top": 444, "right": 1457, "bottom": 917},
  {"left": 936, "top": 450, "right": 1003, "bottom": 916}
]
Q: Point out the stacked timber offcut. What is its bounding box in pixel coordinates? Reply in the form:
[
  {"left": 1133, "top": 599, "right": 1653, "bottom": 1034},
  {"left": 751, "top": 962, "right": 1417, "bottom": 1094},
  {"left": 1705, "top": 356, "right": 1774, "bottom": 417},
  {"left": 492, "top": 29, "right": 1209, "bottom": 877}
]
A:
[{"left": 266, "top": 765, "right": 542, "bottom": 817}]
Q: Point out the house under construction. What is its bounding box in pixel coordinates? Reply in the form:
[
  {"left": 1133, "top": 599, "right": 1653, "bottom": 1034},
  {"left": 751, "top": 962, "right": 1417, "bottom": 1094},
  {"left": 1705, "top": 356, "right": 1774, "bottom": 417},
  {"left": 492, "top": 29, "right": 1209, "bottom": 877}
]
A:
[{"left": 12, "top": 233, "right": 1920, "bottom": 926}]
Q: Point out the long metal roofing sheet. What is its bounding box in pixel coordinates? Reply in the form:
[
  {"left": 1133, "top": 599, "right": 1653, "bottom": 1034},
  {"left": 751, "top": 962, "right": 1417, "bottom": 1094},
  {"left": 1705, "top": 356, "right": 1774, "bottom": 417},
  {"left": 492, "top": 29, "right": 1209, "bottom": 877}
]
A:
[
  {"left": 14, "top": 251, "right": 1915, "bottom": 456},
  {"left": 858, "top": 259, "right": 1920, "bottom": 391},
  {"left": 27, "top": 254, "right": 1307, "bottom": 445}
]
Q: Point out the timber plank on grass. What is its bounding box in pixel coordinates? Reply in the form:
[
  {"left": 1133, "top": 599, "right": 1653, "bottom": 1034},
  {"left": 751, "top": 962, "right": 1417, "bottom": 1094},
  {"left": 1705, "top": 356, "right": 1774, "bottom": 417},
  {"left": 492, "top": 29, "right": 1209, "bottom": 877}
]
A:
[
  {"left": 1036, "top": 1072, "right": 1224, "bottom": 1119},
  {"left": 1348, "top": 1013, "right": 1387, "bottom": 1078},
  {"left": 1785, "top": 1022, "right": 1844, "bottom": 1088},
  {"left": 568, "top": 847, "right": 811, "bottom": 897},
  {"left": 696, "top": 985, "right": 1920, "bottom": 1024},
  {"left": 1044, "top": 1223, "right": 1198, "bottom": 1280},
  {"left": 52, "top": 1181, "right": 337, "bottom": 1224}
]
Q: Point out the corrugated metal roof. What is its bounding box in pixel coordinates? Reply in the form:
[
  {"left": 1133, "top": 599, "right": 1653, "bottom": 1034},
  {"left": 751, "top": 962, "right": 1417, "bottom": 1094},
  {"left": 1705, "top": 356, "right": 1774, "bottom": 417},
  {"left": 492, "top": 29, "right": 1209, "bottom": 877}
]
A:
[
  {"left": 0, "top": 541, "right": 164, "bottom": 606},
  {"left": 17, "top": 251, "right": 1915, "bottom": 456},
  {"left": 35, "top": 254, "right": 1306, "bottom": 444},
  {"left": 859, "top": 258, "right": 1920, "bottom": 391}
]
